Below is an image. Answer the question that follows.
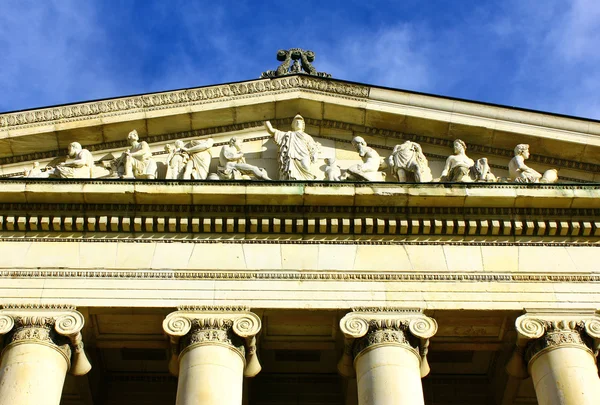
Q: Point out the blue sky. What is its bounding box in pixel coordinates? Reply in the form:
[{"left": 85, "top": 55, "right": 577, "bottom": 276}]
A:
[{"left": 1, "top": 0, "right": 599, "bottom": 119}]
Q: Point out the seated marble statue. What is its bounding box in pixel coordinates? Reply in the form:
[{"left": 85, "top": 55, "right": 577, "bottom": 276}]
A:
[
  {"left": 388, "top": 140, "right": 432, "bottom": 182},
  {"left": 164, "top": 140, "right": 187, "bottom": 179},
  {"left": 323, "top": 157, "right": 342, "bottom": 181},
  {"left": 47, "top": 142, "right": 94, "bottom": 179},
  {"left": 118, "top": 130, "right": 156, "bottom": 179},
  {"left": 264, "top": 115, "right": 320, "bottom": 180},
  {"left": 509, "top": 144, "right": 558, "bottom": 183},
  {"left": 342, "top": 136, "right": 385, "bottom": 181},
  {"left": 180, "top": 138, "right": 214, "bottom": 180},
  {"left": 471, "top": 157, "right": 496, "bottom": 182},
  {"left": 440, "top": 139, "right": 475, "bottom": 182},
  {"left": 217, "top": 137, "right": 270, "bottom": 180}
]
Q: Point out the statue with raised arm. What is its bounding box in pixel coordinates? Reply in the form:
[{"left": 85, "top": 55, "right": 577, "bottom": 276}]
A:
[
  {"left": 440, "top": 139, "right": 475, "bottom": 182},
  {"left": 118, "top": 130, "right": 156, "bottom": 179},
  {"left": 341, "top": 136, "right": 386, "bottom": 181},
  {"left": 388, "top": 140, "right": 432, "bottom": 182},
  {"left": 49, "top": 142, "right": 94, "bottom": 179},
  {"left": 264, "top": 115, "right": 320, "bottom": 180},
  {"left": 509, "top": 144, "right": 558, "bottom": 183},
  {"left": 217, "top": 137, "right": 271, "bottom": 180},
  {"left": 179, "top": 138, "right": 214, "bottom": 180}
]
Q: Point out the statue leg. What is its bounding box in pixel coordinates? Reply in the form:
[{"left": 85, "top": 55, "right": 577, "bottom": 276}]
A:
[
  {"left": 182, "top": 161, "right": 193, "bottom": 180},
  {"left": 395, "top": 169, "right": 408, "bottom": 182},
  {"left": 123, "top": 155, "right": 134, "bottom": 178}
]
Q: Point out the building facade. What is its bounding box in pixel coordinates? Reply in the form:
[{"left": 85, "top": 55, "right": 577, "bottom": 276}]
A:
[{"left": 0, "top": 54, "right": 599, "bottom": 404}]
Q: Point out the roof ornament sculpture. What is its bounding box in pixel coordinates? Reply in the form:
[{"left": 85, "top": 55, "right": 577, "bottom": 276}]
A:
[{"left": 260, "top": 48, "right": 332, "bottom": 78}]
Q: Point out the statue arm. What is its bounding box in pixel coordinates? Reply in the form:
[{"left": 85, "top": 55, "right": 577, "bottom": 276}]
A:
[
  {"left": 264, "top": 121, "right": 276, "bottom": 135},
  {"left": 128, "top": 142, "right": 150, "bottom": 158},
  {"left": 62, "top": 151, "right": 91, "bottom": 168},
  {"left": 223, "top": 147, "right": 244, "bottom": 161},
  {"left": 440, "top": 156, "right": 453, "bottom": 177},
  {"left": 184, "top": 139, "right": 214, "bottom": 154}
]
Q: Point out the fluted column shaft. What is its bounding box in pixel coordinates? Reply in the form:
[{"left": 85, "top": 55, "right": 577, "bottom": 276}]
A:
[
  {"left": 0, "top": 305, "right": 91, "bottom": 405},
  {"left": 338, "top": 309, "right": 437, "bottom": 405},
  {"left": 508, "top": 312, "right": 600, "bottom": 405},
  {"left": 163, "top": 306, "right": 262, "bottom": 405}
]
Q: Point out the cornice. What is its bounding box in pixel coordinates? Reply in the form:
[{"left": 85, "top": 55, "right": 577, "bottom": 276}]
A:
[{"left": 0, "top": 76, "right": 369, "bottom": 131}]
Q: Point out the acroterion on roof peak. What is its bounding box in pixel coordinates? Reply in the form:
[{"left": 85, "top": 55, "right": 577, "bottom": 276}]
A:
[{"left": 260, "top": 48, "right": 331, "bottom": 79}]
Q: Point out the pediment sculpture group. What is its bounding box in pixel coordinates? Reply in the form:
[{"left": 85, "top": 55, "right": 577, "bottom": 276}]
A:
[{"left": 25, "top": 114, "right": 558, "bottom": 184}]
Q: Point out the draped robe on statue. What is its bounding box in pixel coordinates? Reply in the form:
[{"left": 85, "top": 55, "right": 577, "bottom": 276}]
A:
[{"left": 272, "top": 129, "right": 319, "bottom": 180}]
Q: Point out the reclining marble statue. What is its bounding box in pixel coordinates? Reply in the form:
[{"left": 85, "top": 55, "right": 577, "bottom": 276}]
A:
[
  {"left": 388, "top": 140, "right": 432, "bottom": 182},
  {"left": 264, "top": 115, "right": 320, "bottom": 180},
  {"left": 217, "top": 137, "right": 270, "bottom": 180},
  {"left": 27, "top": 142, "right": 94, "bottom": 179},
  {"left": 509, "top": 144, "right": 558, "bottom": 183},
  {"left": 341, "top": 136, "right": 386, "bottom": 181},
  {"left": 115, "top": 130, "right": 157, "bottom": 179}
]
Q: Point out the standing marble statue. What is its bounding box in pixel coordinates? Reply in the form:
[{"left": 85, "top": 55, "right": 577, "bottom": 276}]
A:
[
  {"left": 388, "top": 140, "right": 432, "bottom": 182},
  {"left": 118, "top": 130, "right": 156, "bottom": 179},
  {"left": 49, "top": 142, "right": 94, "bottom": 179},
  {"left": 509, "top": 144, "right": 558, "bottom": 183},
  {"left": 181, "top": 138, "right": 214, "bottom": 180},
  {"left": 440, "top": 139, "right": 475, "bottom": 182},
  {"left": 164, "top": 140, "right": 187, "bottom": 179},
  {"left": 264, "top": 115, "right": 320, "bottom": 180},
  {"left": 217, "top": 137, "right": 270, "bottom": 180},
  {"left": 342, "top": 136, "right": 386, "bottom": 181}
]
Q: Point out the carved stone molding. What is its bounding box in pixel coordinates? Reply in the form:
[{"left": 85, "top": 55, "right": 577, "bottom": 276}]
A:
[
  {"left": 162, "top": 306, "right": 262, "bottom": 377},
  {"left": 0, "top": 76, "right": 368, "bottom": 131},
  {"left": 337, "top": 309, "right": 437, "bottom": 378},
  {"left": 506, "top": 311, "right": 600, "bottom": 378},
  {"left": 0, "top": 305, "right": 92, "bottom": 376}
]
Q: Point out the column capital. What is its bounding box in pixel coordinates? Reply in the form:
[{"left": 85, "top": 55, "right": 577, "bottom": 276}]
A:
[
  {"left": 0, "top": 304, "right": 91, "bottom": 376},
  {"left": 338, "top": 308, "right": 438, "bottom": 378},
  {"left": 163, "top": 306, "right": 262, "bottom": 377},
  {"left": 507, "top": 310, "right": 600, "bottom": 378}
]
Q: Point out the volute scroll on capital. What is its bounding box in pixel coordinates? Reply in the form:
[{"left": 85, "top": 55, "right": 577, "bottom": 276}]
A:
[
  {"left": 0, "top": 305, "right": 92, "bottom": 376},
  {"left": 338, "top": 309, "right": 438, "bottom": 379},
  {"left": 506, "top": 312, "right": 600, "bottom": 379},
  {"left": 163, "top": 306, "right": 262, "bottom": 378}
]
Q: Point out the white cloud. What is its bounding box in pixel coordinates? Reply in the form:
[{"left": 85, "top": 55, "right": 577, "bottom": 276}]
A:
[
  {"left": 316, "top": 24, "right": 434, "bottom": 92},
  {"left": 0, "top": 1, "right": 124, "bottom": 111}
]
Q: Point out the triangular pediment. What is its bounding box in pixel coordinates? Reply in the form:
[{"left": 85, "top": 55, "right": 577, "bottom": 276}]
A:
[{"left": 0, "top": 74, "right": 599, "bottom": 182}]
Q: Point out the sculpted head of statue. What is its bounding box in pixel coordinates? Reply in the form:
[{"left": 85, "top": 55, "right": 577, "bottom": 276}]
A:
[
  {"left": 453, "top": 139, "right": 467, "bottom": 154},
  {"left": 514, "top": 144, "right": 530, "bottom": 159},
  {"left": 291, "top": 114, "right": 305, "bottom": 132},
  {"left": 68, "top": 142, "right": 82, "bottom": 157},
  {"left": 127, "top": 129, "right": 139, "bottom": 144}
]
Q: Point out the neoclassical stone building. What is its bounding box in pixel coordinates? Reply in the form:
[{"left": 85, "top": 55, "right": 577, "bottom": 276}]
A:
[{"left": 0, "top": 50, "right": 599, "bottom": 405}]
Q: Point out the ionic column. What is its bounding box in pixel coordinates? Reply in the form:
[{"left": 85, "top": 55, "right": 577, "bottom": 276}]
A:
[
  {"left": 338, "top": 309, "right": 438, "bottom": 405},
  {"left": 506, "top": 311, "right": 600, "bottom": 405},
  {"left": 0, "top": 304, "right": 92, "bottom": 405},
  {"left": 163, "top": 306, "right": 262, "bottom": 405}
]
